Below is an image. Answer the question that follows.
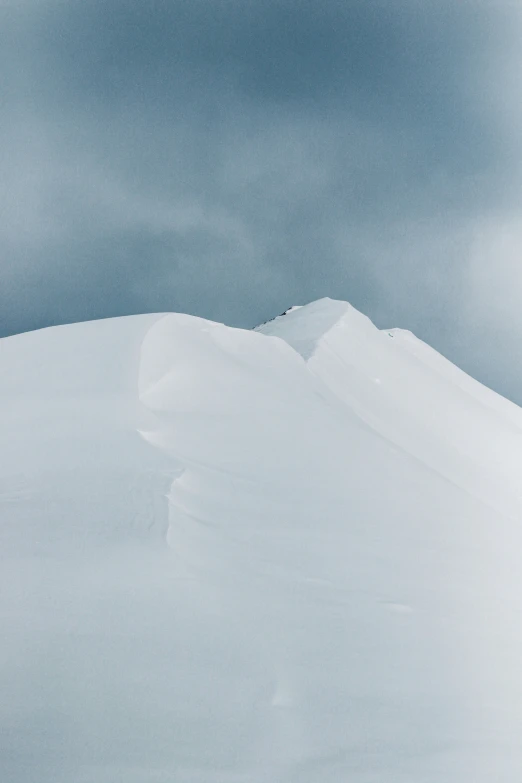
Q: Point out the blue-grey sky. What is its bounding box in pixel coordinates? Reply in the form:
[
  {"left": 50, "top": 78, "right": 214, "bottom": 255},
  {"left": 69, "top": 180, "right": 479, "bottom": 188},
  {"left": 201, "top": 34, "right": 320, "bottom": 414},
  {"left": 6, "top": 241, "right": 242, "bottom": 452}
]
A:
[{"left": 2, "top": 0, "right": 522, "bottom": 401}]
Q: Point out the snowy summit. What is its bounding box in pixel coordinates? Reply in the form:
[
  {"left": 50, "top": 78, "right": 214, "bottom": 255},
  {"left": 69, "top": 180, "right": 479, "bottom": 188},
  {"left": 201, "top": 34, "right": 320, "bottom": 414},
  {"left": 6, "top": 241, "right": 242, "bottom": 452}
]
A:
[{"left": 2, "top": 297, "right": 522, "bottom": 782}]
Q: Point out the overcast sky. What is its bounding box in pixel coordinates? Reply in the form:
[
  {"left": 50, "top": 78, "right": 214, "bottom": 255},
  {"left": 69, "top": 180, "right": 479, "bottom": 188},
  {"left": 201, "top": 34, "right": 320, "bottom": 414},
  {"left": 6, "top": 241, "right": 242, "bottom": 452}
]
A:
[{"left": 2, "top": 0, "right": 522, "bottom": 401}]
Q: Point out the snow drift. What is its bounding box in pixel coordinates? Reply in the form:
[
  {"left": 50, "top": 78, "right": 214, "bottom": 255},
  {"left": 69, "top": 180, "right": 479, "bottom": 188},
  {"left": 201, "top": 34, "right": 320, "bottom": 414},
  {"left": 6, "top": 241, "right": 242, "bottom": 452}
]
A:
[{"left": 1, "top": 298, "right": 522, "bottom": 782}]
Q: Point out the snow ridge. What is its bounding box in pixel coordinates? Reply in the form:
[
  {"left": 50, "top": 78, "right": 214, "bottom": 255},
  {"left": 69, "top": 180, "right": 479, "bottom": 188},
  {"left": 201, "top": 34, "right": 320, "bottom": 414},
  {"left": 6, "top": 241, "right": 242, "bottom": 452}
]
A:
[{"left": 2, "top": 299, "right": 522, "bottom": 782}]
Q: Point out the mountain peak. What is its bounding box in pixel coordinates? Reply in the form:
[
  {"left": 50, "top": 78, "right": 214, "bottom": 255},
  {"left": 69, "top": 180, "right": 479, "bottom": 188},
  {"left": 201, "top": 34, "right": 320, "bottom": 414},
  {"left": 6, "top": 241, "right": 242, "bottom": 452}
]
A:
[{"left": 2, "top": 301, "right": 522, "bottom": 780}]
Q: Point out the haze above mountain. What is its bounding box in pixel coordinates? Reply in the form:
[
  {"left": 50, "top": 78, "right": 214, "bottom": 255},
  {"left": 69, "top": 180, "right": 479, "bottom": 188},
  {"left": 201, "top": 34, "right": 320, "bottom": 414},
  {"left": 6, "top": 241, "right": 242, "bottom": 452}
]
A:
[{"left": 1, "top": 298, "right": 522, "bottom": 782}]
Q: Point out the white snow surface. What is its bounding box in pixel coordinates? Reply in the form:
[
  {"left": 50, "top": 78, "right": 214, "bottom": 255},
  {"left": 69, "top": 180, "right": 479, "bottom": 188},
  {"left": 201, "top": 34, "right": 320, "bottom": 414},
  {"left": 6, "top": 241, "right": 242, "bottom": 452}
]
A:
[{"left": 2, "top": 297, "right": 522, "bottom": 782}]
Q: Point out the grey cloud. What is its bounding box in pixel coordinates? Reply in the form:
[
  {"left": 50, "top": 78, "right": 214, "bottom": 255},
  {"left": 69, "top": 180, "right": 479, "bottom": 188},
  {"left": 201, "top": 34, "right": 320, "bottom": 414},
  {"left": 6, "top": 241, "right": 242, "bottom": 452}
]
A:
[{"left": 1, "top": 0, "right": 522, "bottom": 402}]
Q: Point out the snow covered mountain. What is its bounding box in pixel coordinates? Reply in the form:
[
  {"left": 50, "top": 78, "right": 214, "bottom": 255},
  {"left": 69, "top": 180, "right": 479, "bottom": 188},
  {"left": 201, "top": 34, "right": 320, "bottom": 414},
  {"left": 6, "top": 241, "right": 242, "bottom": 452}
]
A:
[{"left": 1, "top": 298, "right": 522, "bottom": 782}]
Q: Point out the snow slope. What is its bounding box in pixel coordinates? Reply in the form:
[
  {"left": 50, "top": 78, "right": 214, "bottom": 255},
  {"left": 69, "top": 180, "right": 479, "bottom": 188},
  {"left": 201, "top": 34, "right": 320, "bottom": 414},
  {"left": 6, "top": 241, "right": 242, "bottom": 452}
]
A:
[{"left": 1, "top": 298, "right": 522, "bottom": 782}]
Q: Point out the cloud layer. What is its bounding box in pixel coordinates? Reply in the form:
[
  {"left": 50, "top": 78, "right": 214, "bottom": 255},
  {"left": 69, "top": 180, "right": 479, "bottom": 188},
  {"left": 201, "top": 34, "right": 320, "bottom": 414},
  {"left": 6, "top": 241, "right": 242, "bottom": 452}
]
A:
[{"left": 2, "top": 0, "right": 522, "bottom": 401}]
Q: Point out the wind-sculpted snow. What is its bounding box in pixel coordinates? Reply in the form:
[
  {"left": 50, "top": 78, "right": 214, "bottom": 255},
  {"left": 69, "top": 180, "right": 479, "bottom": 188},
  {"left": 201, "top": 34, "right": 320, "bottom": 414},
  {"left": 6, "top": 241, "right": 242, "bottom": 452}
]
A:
[
  {"left": 2, "top": 300, "right": 522, "bottom": 782},
  {"left": 259, "top": 298, "right": 522, "bottom": 515}
]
